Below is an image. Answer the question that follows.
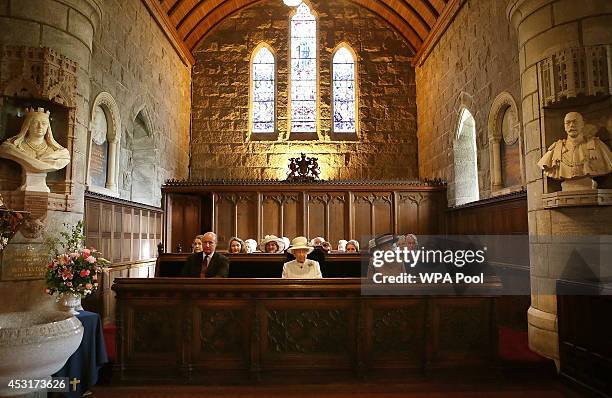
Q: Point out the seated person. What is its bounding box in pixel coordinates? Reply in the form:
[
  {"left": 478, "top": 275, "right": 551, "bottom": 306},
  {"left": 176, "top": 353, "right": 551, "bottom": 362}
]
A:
[
  {"left": 244, "top": 238, "right": 258, "bottom": 253},
  {"left": 337, "top": 239, "right": 348, "bottom": 252},
  {"left": 345, "top": 240, "right": 360, "bottom": 252},
  {"left": 228, "top": 236, "right": 247, "bottom": 253},
  {"left": 310, "top": 236, "right": 331, "bottom": 253},
  {"left": 259, "top": 235, "right": 285, "bottom": 253},
  {"left": 192, "top": 234, "right": 204, "bottom": 253},
  {"left": 282, "top": 236, "right": 323, "bottom": 279},
  {"left": 181, "top": 232, "right": 229, "bottom": 278},
  {"left": 366, "top": 234, "right": 405, "bottom": 278}
]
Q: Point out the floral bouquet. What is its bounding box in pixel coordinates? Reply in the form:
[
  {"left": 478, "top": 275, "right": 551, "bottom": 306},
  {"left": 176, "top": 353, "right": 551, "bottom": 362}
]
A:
[{"left": 45, "top": 221, "right": 110, "bottom": 297}]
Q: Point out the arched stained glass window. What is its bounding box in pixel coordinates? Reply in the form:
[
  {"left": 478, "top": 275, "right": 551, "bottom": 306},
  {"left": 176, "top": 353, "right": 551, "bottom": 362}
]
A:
[
  {"left": 332, "top": 46, "right": 356, "bottom": 133},
  {"left": 251, "top": 46, "right": 275, "bottom": 133},
  {"left": 290, "top": 2, "right": 317, "bottom": 133}
]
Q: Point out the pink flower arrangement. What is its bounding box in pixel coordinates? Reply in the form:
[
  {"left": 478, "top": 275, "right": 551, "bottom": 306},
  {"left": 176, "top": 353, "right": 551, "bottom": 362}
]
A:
[{"left": 45, "top": 246, "right": 109, "bottom": 297}]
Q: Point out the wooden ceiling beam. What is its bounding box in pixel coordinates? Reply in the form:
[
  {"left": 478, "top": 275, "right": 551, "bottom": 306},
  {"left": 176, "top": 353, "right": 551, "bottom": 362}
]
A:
[
  {"left": 154, "top": 0, "right": 453, "bottom": 62},
  {"left": 140, "top": 0, "right": 195, "bottom": 66}
]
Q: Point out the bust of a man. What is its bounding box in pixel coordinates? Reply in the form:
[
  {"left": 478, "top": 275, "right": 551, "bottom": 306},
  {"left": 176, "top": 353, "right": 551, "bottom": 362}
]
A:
[
  {"left": 537, "top": 112, "right": 612, "bottom": 182},
  {"left": 0, "top": 107, "right": 70, "bottom": 173}
]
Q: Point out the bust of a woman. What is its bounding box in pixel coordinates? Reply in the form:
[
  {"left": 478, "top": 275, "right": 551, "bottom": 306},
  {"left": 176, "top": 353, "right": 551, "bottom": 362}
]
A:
[{"left": 0, "top": 107, "right": 70, "bottom": 173}]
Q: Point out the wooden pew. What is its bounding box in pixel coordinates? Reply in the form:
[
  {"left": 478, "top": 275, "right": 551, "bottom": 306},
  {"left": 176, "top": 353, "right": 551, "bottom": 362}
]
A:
[
  {"left": 155, "top": 252, "right": 365, "bottom": 278},
  {"left": 112, "top": 277, "right": 501, "bottom": 383}
]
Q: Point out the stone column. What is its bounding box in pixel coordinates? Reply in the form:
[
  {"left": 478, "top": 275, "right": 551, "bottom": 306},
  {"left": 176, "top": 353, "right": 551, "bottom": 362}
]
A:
[
  {"left": 106, "top": 139, "right": 118, "bottom": 190},
  {"left": 489, "top": 137, "right": 502, "bottom": 191},
  {"left": 507, "top": 0, "right": 612, "bottom": 366},
  {"left": 0, "top": 0, "right": 101, "bottom": 312}
]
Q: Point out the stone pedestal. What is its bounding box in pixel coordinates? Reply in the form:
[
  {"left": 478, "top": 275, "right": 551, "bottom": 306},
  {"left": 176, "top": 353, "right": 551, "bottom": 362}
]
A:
[
  {"left": 21, "top": 171, "right": 50, "bottom": 193},
  {"left": 507, "top": 0, "right": 612, "bottom": 365}
]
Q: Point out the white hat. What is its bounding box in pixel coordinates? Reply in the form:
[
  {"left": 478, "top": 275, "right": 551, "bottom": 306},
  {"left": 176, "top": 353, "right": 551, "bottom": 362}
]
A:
[
  {"left": 337, "top": 239, "right": 348, "bottom": 251},
  {"left": 244, "top": 239, "right": 258, "bottom": 253},
  {"left": 259, "top": 235, "right": 285, "bottom": 252},
  {"left": 287, "top": 236, "right": 314, "bottom": 255}
]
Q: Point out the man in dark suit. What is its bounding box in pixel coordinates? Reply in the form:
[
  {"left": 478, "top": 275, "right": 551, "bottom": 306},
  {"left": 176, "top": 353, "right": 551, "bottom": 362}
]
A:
[{"left": 181, "top": 232, "right": 229, "bottom": 278}]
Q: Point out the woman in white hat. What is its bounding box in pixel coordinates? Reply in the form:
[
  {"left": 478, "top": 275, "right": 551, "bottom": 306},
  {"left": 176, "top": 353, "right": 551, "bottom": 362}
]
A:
[
  {"left": 259, "top": 235, "right": 285, "bottom": 253},
  {"left": 282, "top": 236, "right": 323, "bottom": 279}
]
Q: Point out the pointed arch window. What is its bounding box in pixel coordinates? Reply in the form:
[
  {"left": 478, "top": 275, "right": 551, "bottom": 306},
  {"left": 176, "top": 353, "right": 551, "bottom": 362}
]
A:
[
  {"left": 332, "top": 46, "right": 357, "bottom": 133},
  {"left": 251, "top": 46, "right": 276, "bottom": 133},
  {"left": 454, "top": 109, "right": 479, "bottom": 206},
  {"left": 290, "top": 2, "right": 317, "bottom": 133}
]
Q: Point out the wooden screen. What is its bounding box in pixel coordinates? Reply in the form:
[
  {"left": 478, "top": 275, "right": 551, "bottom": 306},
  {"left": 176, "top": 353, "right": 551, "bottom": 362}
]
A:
[{"left": 162, "top": 180, "right": 447, "bottom": 252}]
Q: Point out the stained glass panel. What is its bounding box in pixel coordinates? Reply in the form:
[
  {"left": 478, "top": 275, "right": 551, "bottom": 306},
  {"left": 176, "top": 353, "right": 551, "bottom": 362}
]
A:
[
  {"left": 332, "top": 47, "right": 356, "bottom": 133},
  {"left": 290, "top": 3, "right": 317, "bottom": 133},
  {"left": 252, "top": 47, "right": 275, "bottom": 133}
]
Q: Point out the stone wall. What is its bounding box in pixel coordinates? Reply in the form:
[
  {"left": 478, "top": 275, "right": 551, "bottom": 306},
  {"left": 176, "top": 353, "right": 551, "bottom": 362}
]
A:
[
  {"left": 0, "top": 0, "right": 190, "bottom": 313},
  {"left": 191, "top": 0, "right": 417, "bottom": 180},
  {"left": 415, "top": 0, "right": 522, "bottom": 205},
  {"left": 90, "top": 0, "right": 191, "bottom": 206}
]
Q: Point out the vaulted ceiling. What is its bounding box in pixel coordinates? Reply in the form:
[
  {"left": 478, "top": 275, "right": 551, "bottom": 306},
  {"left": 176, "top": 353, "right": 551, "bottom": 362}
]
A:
[{"left": 148, "top": 0, "right": 456, "bottom": 64}]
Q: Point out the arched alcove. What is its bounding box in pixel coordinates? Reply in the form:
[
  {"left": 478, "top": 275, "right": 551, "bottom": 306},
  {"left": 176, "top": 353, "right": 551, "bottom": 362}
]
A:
[
  {"left": 487, "top": 92, "right": 524, "bottom": 195},
  {"left": 453, "top": 108, "right": 479, "bottom": 206},
  {"left": 87, "top": 91, "right": 121, "bottom": 195}
]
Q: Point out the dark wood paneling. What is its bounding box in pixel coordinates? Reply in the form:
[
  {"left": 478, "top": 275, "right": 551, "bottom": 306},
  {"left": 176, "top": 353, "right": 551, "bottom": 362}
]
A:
[
  {"left": 167, "top": 194, "right": 201, "bottom": 252},
  {"left": 445, "top": 191, "right": 527, "bottom": 235},
  {"left": 557, "top": 280, "right": 612, "bottom": 398},
  {"left": 112, "top": 278, "right": 499, "bottom": 383},
  {"left": 163, "top": 181, "right": 447, "bottom": 251}
]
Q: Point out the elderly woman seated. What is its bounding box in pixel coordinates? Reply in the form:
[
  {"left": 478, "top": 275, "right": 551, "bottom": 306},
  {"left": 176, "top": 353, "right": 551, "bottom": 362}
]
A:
[
  {"left": 228, "top": 236, "right": 247, "bottom": 254},
  {"left": 345, "top": 240, "right": 360, "bottom": 252},
  {"left": 259, "top": 235, "right": 285, "bottom": 253},
  {"left": 282, "top": 236, "right": 323, "bottom": 279}
]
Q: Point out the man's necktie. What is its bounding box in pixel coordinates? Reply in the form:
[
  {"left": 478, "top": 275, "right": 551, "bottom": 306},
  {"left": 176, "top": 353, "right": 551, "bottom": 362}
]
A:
[{"left": 200, "top": 255, "right": 209, "bottom": 278}]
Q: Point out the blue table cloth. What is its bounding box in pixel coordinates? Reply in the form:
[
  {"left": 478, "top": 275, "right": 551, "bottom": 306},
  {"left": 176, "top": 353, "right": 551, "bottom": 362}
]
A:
[{"left": 53, "top": 310, "right": 108, "bottom": 397}]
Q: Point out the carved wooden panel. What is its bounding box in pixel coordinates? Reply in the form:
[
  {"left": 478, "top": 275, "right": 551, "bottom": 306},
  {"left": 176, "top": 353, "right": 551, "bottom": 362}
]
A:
[
  {"left": 167, "top": 193, "right": 201, "bottom": 252},
  {"left": 430, "top": 298, "right": 494, "bottom": 365},
  {"left": 163, "top": 182, "right": 447, "bottom": 247},
  {"left": 262, "top": 194, "right": 281, "bottom": 237},
  {"left": 282, "top": 194, "right": 300, "bottom": 239},
  {"left": 113, "top": 279, "right": 498, "bottom": 382},
  {"left": 328, "top": 194, "right": 346, "bottom": 245},
  {"left": 308, "top": 193, "right": 327, "bottom": 240},
  {"left": 372, "top": 193, "right": 392, "bottom": 235},
  {"left": 266, "top": 308, "right": 349, "bottom": 354},
  {"left": 236, "top": 194, "right": 257, "bottom": 244},
  {"left": 215, "top": 193, "right": 236, "bottom": 247},
  {"left": 84, "top": 192, "right": 163, "bottom": 264},
  {"left": 353, "top": 194, "right": 373, "bottom": 246},
  {"left": 131, "top": 308, "right": 178, "bottom": 354}
]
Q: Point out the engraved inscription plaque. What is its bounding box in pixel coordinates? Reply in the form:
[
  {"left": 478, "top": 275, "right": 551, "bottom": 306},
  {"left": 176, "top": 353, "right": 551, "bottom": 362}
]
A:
[{"left": 0, "top": 243, "right": 48, "bottom": 280}]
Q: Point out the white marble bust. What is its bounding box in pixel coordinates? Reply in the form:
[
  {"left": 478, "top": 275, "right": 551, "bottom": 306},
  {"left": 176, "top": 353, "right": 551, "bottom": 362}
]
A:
[
  {"left": 537, "top": 112, "right": 612, "bottom": 189},
  {"left": 0, "top": 107, "right": 70, "bottom": 173}
]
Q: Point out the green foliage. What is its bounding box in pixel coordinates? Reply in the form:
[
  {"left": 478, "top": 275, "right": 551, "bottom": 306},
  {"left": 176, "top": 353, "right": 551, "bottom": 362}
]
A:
[{"left": 45, "top": 220, "right": 86, "bottom": 259}]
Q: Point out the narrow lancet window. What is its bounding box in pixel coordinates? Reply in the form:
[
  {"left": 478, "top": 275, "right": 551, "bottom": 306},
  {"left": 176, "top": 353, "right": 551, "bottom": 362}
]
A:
[
  {"left": 290, "top": 3, "right": 317, "bottom": 133},
  {"left": 332, "top": 46, "right": 356, "bottom": 133},
  {"left": 251, "top": 46, "right": 275, "bottom": 133}
]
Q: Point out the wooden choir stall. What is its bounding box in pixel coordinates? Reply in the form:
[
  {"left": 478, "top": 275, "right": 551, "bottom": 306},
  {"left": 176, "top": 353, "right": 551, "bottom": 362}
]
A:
[{"left": 111, "top": 179, "right": 503, "bottom": 383}]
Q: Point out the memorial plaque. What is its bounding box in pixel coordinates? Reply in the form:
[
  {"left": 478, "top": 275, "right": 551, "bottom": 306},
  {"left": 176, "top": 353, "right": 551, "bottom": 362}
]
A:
[
  {"left": 0, "top": 242, "right": 48, "bottom": 280},
  {"left": 90, "top": 105, "right": 109, "bottom": 188},
  {"left": 90, "top": 140, "right": 108, "bottom": 187}
]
